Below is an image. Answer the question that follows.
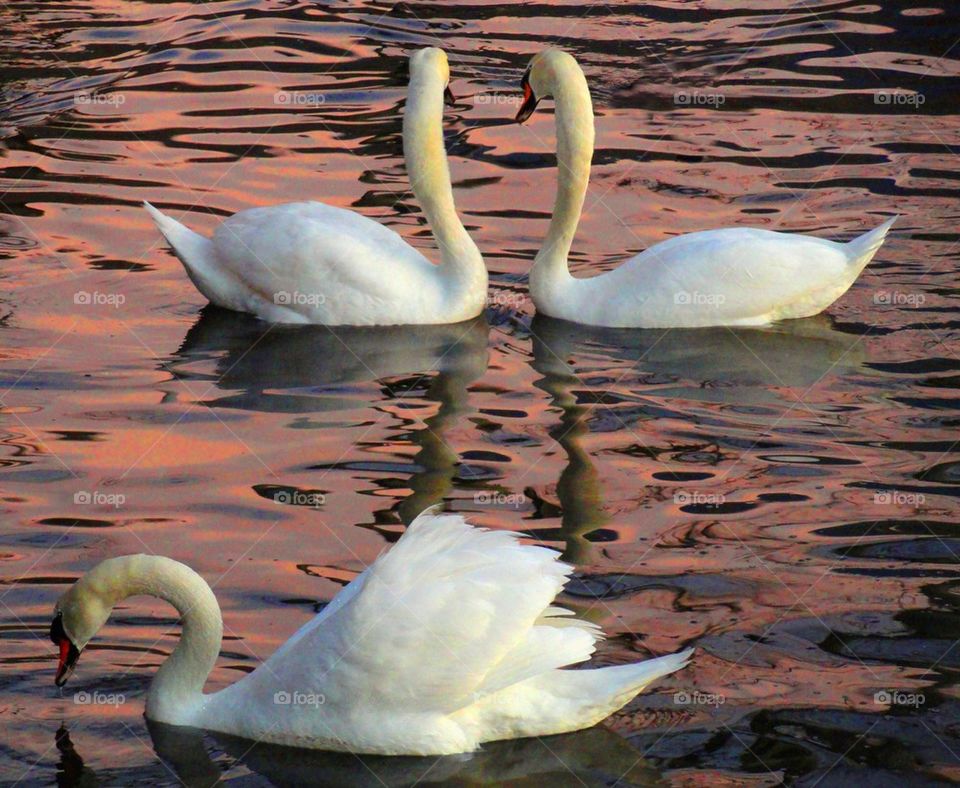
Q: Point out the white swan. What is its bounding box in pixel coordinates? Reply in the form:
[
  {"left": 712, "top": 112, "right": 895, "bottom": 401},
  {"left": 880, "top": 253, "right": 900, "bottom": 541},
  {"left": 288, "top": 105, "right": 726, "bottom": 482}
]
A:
[
  {"left": 50, "top": 510, "right": 693, "bottom": 756},
  {"left": 515, "top": 49, "right": 896, "bottom": 328},
  {"left": 144, "top": 48, "right": 487, "bottom": 326}
]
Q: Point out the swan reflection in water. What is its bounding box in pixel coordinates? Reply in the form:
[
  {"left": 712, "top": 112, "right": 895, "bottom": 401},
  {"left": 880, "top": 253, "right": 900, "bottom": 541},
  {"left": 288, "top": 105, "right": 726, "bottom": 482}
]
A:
[
  {"left": 527, "top": 313, "right": 867, "bottom": 558},
  {"left": 144, "top": 718, "right": 664, "bottom": 787},
  {"left": 530, "top": 313, "right": 866, "bottom": 397},
  {"left": 171, "top": 308, "right": 490, "bottom": 522},
  {"left": 49, "top": 720, "right": 665, "bottom": 786},
  {"left": 529, "top": 318, "right": 609, "bottom": 565}
]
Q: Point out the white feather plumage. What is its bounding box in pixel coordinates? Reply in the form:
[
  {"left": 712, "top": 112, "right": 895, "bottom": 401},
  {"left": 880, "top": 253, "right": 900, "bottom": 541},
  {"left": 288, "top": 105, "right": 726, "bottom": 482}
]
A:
[
  {"left": 54, "top": 511, "right": 693, "bottom": 755},
  {"left": 520, "top": 49, "right": 895, "bottom": 328},
  {"left": 143, "top": 48, "right": 486, "bottom": 326}
]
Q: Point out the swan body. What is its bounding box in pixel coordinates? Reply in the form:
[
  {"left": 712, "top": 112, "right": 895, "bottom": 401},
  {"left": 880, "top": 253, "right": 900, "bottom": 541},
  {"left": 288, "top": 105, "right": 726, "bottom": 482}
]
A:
[
  {"left": 50, "top": 511, "right": 693, "bottom": 756},
  {"left": 144, "top": 48, "right": 487, "bottom": 326},
  {"left": 516, "top": 49, "right": 896, "bottom": 328}
]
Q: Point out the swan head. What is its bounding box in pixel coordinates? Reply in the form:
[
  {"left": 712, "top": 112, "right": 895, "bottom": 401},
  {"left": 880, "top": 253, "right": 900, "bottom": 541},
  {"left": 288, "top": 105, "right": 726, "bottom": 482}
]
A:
[
  {"left": 410, "top": 47, "right": 455, "bottom": 106},
  {"left": 50, "top": 558, "right": 124, "bottom": 687},
  {"left": 516, "top": 49, "right": 579, "bottom": 123}
]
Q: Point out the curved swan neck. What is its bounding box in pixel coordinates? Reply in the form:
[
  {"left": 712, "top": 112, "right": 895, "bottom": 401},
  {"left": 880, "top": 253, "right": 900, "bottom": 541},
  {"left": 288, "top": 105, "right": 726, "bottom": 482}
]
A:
[
  {"left": 531, "top": 58, "right": 594, "bottom": 307},
  {"left": 403, "top": 60, "right": 483, "bottom": 282},
  {"left": 87, "top": 555, "right": 222, "bottom": 722}
]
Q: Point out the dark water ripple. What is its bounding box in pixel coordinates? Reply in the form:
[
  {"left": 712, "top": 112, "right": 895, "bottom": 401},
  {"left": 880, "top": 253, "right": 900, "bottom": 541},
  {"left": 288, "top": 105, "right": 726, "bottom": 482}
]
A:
[{"left": 1, "top": 0, "right": 959, "bottom": 785}]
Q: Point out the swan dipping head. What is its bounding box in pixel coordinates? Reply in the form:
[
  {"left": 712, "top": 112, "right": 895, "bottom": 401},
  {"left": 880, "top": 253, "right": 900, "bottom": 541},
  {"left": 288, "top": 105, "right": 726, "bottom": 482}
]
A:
[
  {"left": 516, "top": 49, "right": 579, "bottom": 123},
  {"left": 50, "top": 559, "right": 120, "bottom": 686},
  {"left": 50, "top": 555, "right": 223, "bottom": 726},
  {"left": 47, "top": 518, "right": 694, "bottom": 753}
]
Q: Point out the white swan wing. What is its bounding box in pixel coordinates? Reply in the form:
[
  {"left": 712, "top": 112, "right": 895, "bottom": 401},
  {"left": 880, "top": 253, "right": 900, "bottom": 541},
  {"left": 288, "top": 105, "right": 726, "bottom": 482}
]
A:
[
  {"left": 595, "top": 227, "right": 850, "bottom": 326},
  {"left": 207, "top": 201, "right": 438, "bottom": 321},
  {"left": 251, "top": 511, "right": 599, "bottom": 714}
]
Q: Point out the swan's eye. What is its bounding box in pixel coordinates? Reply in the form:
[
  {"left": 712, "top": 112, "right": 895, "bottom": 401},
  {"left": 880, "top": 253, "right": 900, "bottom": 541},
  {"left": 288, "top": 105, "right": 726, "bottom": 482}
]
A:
[{"left": 50, "top": 611, "right": 65, "bottom": 646}]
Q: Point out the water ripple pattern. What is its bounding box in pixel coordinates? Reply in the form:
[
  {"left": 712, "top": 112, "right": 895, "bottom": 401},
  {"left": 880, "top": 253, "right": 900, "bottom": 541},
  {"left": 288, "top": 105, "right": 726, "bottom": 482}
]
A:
[{"left": 1, "top": 1, "right": 959, "bottom": 784}]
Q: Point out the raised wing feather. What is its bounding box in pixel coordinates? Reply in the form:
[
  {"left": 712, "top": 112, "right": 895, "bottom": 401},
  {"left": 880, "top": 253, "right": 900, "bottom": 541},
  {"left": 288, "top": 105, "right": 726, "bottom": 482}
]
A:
[{"left": 250, "top": 511, "right": 597, "bottom": 715}]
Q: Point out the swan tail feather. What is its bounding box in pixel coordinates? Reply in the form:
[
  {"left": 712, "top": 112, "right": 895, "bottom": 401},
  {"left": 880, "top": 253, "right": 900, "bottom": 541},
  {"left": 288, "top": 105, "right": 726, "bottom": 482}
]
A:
[
  {"left": 143, "top": 202, "right": 221, "bottom": 298},
  {"left": 549, "top": 647, "right": 695, "bottom": 727},
  {"left": 475, "top": 648, "right": 695, "bottom": 741},
  {"left": 844, "top": 215, "right": 897, "bottom": 273},
  {"left": 589, "top": 647, "right": 696, "bottom": 701}
]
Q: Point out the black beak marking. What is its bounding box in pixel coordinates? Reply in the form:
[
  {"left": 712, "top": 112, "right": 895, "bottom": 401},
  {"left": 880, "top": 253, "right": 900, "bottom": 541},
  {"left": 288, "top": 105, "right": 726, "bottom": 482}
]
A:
[
  {"left": 443, "top": 85, "right": 456, "bottom": 107},
  {"left": 515, "top": 69, "right": 540, "bottom": 124},
  {"left": 51, "top": 612, "right": 80, "bottom": 687}
]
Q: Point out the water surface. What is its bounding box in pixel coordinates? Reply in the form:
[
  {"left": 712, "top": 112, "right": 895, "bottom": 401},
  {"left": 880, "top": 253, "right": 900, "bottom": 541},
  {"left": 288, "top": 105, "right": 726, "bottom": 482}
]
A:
[{"left": 2, "top": 1, "right": 959, "bottom": 784}]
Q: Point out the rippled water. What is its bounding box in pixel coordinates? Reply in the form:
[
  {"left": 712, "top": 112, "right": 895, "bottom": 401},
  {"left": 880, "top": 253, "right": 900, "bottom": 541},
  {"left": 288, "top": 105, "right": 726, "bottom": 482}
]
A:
[{"left": 2, "top": 0, "right": 959, "bottom": 784}]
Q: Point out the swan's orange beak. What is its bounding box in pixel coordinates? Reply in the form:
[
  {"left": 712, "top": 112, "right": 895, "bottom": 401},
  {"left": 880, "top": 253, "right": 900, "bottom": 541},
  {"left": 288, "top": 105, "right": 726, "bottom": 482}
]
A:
[
  {"left": 51, "top": 612, "right": 80, "bottom": 687},
  {"left": 515, "top": 80, "right": 539, "bottom": 124}
]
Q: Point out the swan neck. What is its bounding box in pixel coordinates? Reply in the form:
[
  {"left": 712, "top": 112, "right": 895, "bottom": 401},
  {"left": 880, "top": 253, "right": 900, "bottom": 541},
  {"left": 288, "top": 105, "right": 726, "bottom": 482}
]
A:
[
  {"left": 531, "top": 63, "right": 594, "bottom": 306},
  {"left": 99, "top": 556, "right": 222, "bottom": 722},
  {"left": 403, "top": 68, "right": 483, "bottom": 282}
]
